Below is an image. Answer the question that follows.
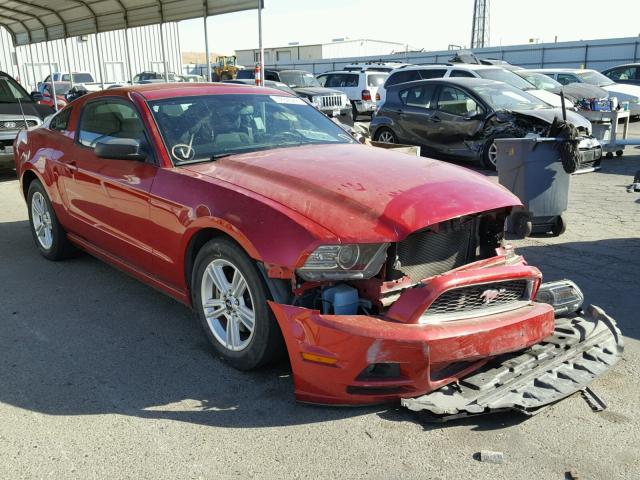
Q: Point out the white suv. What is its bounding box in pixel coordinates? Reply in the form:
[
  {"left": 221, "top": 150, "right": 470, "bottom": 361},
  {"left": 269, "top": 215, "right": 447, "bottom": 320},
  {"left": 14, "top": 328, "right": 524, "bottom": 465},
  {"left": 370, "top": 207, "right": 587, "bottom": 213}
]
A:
[
  {"left": 316, "top": 70, "right": 389, "bottom": 120},
  {"left": 379, "top": 64, "right": 569, "bottom": 109}
]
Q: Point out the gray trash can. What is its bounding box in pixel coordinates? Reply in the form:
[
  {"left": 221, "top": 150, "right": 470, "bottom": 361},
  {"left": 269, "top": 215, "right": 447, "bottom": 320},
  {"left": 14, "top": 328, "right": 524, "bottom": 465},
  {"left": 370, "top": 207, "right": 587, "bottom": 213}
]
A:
[{"left": 495, "top": 137, "right": 570, "bottom": 237}]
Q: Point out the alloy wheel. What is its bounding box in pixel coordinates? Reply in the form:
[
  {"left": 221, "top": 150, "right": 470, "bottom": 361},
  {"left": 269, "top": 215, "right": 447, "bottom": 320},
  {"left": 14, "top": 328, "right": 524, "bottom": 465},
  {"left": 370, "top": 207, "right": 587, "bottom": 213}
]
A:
[
  {"left": 200, "top": 258, "right": 256, "bottom": 352},
  {"left": 488, "top": 141, "right": 498, "bottom": 167},
  {"left": 31, "top": 191, "right": 53, "bottom": 250},
  {"left": 378, "top": 130, "right": 396, "bottom": 143}
]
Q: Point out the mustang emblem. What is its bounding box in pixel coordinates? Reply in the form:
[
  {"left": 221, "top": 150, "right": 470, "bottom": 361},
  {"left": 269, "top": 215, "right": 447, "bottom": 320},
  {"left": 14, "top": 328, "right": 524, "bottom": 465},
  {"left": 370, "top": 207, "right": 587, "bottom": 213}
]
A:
[{"left": 480, "top": 288, "right": 506, "bottom": 304}]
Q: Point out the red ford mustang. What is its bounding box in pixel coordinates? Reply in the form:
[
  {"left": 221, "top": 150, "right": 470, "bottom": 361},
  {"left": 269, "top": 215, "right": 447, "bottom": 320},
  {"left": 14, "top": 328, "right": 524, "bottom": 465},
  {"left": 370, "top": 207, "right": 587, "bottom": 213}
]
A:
[{"left": 14, "top": 83, "right": 557, "bottom": 405}]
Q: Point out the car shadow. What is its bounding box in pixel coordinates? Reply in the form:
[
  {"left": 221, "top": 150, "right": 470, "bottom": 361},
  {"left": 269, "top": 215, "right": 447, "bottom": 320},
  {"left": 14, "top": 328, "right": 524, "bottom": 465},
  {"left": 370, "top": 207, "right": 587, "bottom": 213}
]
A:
[
  {"left": 0, "top": 169, "right": 17, "bottom": 183},
  {"left": 513, "top": 237, "right": 640, "bottom": 340},
  {"left": 2, "top": 220, "right": 632, "bottom": 430}
]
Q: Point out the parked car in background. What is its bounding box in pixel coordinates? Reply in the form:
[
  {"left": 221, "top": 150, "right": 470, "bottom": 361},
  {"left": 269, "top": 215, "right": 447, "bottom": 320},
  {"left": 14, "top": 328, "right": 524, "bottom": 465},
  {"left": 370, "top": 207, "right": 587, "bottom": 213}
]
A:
[
  {"left": 14, "top": 82, "right": 571, "bottom": 407},
  {"left": 342, "top": 62, "right": 410, "bottom": 73},
  {"left": 180, "top": 74, "right": 206, "bottom": 83},
  {"left": 223, "top": 79, "right": 296, "bottom": 95},
  {"left": 530, "top": 68, "right": 640, "bottom": 116},
  {"left": 371, "top": 78, "right": 601, "bottom": 170},
  {"left": 316, "top": 70, "right": 388, "bottom": 120},
  {"left": 236, "top": 68, "right": 352, "bottom": 125},
  {"left": 133, "top": 71, "right": 184, "bottom": 83},
  {"left": 601, "top": 63, "right": 640, "bottom": 86},
  {"left": 513, "top": 70, "right": 609, "bottom": 105},
  {"left": 0, "top": 71, "right": 52, "bottom": 170},
  {"left": 38, "top": 82, "right": 71, "bottom": 109},
  {"left": 385, "top": 64, "right": 570, "bottom": 109},
  {"left": 37, "top": 72, "right": 99, "bottom": 93}
]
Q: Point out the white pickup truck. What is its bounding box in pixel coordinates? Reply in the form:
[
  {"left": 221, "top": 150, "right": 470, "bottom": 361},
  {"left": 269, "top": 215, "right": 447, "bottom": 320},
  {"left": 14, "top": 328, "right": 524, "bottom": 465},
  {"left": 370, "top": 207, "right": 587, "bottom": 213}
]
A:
[{"left": 37, "top": 72, "right": 116, "bottom": 93}]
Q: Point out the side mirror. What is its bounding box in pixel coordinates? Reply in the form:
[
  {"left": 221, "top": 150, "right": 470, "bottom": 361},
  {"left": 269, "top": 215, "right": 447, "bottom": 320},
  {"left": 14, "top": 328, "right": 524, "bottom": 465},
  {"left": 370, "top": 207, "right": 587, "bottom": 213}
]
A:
[
  {"left": 464, "top": 110, "right": 484, "bottom": 121},
  {"left": 95, "top": 138, "right": 147, "bottom": 161},
  {"left": 30, "top": 91, "right": 43, "bottom": 101}
]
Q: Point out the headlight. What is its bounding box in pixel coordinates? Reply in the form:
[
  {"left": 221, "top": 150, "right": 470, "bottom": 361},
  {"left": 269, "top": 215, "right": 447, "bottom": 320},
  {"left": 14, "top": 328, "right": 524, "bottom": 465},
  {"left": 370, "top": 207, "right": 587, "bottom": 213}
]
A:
[
  {"left": 311, "top": 96, "right": 323, "bottom": 107},
  {"left": 297, "top": 243, "right": 389, "bottom": 280},
  {"left": 341, "top": 94, "right": 349, "bottom": 106}
]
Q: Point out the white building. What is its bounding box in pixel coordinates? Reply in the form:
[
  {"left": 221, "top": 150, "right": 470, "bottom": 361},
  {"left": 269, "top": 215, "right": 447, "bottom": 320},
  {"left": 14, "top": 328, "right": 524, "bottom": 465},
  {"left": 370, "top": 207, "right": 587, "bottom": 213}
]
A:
[
  {"left": 0, "top": 23, "right": 181, "bottom": 92},
  {"left": 236, "top": 38, "right": 409, "bottom": 68}
]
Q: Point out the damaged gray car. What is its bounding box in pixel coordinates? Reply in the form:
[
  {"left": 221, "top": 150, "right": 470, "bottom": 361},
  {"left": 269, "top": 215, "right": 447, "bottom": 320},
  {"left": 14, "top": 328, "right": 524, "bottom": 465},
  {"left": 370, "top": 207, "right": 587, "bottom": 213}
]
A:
[{"left": 371, "top": 77, "right": 601, "bottom": 170}]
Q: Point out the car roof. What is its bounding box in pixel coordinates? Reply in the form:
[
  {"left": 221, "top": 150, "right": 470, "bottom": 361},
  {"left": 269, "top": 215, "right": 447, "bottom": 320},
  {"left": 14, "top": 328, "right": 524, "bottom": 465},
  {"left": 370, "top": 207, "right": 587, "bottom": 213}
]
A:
[
  {"left": 82, "top": 82, "right": 296, "bottom": 101},
  {"left": 602, "top": 63, "right": 640, "bottom": 70},
  {"left": 530, "top": 68, "right": 594, "bottom": 73},
  {"left": 318, "top": 70, "right": 388, "bottom": 75},
  {"left": 386, "top": 77, "right": 503, "bottom": 90}
]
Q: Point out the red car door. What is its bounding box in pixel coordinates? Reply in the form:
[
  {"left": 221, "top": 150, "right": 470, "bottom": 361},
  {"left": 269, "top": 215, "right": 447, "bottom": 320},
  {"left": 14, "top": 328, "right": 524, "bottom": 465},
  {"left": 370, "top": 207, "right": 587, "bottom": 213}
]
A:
[{"left": 62, "top": 98, "right": 157, "bottom": 271}]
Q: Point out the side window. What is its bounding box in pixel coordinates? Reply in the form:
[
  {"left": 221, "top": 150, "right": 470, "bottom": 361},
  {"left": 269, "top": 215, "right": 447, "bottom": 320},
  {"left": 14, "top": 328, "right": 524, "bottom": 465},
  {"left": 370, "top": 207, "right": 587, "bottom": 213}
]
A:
[
  {"left": 387, "top": 70, "right": 420, "bottom": 87},
  {"left": 557, "top": 73, "right": 578, "bottom": 85},
  {"left": 399, "top": 84, "right": 437, "bottom": 109},
  {"left": 78, "top": 101, "right": 146, "bottom": 149},
  {"left": 449, "top": 69, "right": 475, "bottom": 78},
  {"left": 606, "top": 67, "right": 637, "bottom": 81},
  {"left": 264, "top": 71, "right": 279, "bottom": 81},
  {"left": 418, "top": 69, "right": 447, "bottom": 79},
  {"left": 437, "top": 86, "right": 482, "bottom": 116},
  {"left": 49, "top": 107, "right": 72, "bottom": 132}
]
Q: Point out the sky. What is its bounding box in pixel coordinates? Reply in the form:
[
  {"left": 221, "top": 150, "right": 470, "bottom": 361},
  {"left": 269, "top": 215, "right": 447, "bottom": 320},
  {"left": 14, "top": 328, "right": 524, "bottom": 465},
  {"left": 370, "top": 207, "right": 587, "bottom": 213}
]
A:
[{"left": 178, "top": 0, "right": 640, "bottom": 55}]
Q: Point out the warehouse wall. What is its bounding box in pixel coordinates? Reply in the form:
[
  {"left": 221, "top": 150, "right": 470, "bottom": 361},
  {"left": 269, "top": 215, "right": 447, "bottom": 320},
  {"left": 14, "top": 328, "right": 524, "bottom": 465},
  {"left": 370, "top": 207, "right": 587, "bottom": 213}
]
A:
[
  {"left": 0, "top": 23, "right": 181, "bottom": 91},
  {"left": 265, "top": 36, "right": 640, "bottom": 74}
]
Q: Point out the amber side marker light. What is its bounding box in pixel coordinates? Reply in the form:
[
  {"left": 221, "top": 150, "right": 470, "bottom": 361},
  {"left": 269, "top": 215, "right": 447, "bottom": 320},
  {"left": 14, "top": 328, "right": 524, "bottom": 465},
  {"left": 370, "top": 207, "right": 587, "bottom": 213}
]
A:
[{"left": 301, "top": 352, "right": 338, "bottom": 365}]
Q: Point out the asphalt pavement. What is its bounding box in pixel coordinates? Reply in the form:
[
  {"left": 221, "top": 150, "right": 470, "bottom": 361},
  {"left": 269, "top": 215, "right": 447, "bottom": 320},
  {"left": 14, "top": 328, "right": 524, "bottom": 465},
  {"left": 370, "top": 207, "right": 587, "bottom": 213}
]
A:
[{"left": 0, "top": 123, "right": 639, "bottom": 480}]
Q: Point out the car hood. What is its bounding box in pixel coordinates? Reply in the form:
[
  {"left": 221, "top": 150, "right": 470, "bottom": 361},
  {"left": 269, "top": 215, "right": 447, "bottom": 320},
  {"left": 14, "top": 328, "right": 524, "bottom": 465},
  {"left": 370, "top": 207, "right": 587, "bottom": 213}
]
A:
[
  {"left": 293, "top": 86, "right": 342, "bottom": 97},
  {"left": 183, "top": 144, "right": 520, "bottom": 242},
  {"left": 0, "top": 101, "right": 53, "bottom": 120},
  {"left": 553, "top": 83, "right": 609, "bottom": 100},
  {"left": 528, "top": 89, "right": 562, "bottom": 107},
  {"left": 511, "top": 107, "right": 591, "bottom": 131},
  {"left": 602, "top": 83, "right": 640, "bottom": 100}
]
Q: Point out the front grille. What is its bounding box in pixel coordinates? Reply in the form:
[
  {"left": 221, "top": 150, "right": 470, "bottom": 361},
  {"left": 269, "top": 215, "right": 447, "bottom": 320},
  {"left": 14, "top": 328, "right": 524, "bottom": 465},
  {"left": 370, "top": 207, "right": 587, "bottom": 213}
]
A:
[
  {"left": 321, "top": 95, "right": 343, "bottom": 108},
  {"left": 393, "top": 221, "right": 473, "bottom": 282},
  {"left": 0, "top": 119, "right": 37, "bottom": 130},
  {"left": 424, "top": 280, "right": 528, "bottom": 317}
]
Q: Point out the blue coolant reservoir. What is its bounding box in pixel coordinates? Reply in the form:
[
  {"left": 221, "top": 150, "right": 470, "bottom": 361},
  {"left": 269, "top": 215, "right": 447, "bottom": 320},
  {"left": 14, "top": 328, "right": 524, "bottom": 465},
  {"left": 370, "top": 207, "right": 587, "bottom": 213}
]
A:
[{"left": 321, "top": 284, "right": 359, "bottom": 315}]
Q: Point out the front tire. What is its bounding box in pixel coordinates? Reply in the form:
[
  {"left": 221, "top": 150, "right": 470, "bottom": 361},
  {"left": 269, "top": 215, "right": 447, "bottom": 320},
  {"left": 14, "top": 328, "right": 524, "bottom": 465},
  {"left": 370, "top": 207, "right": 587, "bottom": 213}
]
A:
[
  {"left": 192, "top": 238, "right": 283, "bottom": 370},
  {"left": 27, "top": 180, "right": 74, "bottom": 260}
]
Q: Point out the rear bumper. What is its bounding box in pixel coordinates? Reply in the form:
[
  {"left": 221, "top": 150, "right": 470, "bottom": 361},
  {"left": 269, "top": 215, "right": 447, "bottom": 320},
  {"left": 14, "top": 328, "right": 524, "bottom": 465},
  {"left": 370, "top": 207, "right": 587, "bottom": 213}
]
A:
[{"left": 268, "top": 257, "right": 555, "bottom": 405}]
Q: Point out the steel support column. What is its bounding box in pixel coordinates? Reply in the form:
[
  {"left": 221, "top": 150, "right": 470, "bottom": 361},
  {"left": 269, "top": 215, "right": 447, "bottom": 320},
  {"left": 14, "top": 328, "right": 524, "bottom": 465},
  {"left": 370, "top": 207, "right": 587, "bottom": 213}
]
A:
[{"left": 45, "top": 41, "right": 58, "bottom": 111}]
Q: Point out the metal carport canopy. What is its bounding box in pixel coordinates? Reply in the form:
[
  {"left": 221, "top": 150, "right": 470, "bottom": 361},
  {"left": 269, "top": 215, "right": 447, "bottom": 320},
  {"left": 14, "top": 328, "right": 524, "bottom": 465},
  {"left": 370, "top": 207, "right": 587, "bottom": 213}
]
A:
[{"left": 0, "top": 0, "right": 258, "bottom": 45}]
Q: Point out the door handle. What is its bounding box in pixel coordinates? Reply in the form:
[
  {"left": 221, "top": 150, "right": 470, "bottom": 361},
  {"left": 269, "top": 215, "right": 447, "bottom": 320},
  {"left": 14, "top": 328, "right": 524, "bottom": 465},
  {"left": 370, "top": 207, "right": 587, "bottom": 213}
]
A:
[{"left": 430, "top": 115, "right": 441, "bottom": 123}]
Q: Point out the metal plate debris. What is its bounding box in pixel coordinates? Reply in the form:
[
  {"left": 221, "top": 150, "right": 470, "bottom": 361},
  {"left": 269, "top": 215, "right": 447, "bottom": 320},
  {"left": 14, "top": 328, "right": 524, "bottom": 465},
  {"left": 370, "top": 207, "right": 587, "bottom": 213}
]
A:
[{"left": 402, "top": 305, "right": 623, "bottom": 419}]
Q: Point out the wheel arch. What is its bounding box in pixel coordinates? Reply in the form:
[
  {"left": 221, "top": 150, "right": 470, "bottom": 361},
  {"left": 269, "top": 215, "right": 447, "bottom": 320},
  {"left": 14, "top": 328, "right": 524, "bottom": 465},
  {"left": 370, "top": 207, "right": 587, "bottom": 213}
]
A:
[
  {"left": 183, "top": 222, "right": 261, "bottom": 292},
  {"left": 21, "top": 169, "right": 41, "bottom": 199}
]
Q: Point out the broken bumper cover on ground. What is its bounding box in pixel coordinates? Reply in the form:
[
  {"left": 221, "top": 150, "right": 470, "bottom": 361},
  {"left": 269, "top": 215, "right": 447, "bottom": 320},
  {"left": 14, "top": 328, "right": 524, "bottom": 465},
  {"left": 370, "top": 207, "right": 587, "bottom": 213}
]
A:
[
  {"left": 268, "top": 299, "right": 555, "bottom": 405},
  {"left": 401, "top": 305, "right": 623, "bottom": 418}
]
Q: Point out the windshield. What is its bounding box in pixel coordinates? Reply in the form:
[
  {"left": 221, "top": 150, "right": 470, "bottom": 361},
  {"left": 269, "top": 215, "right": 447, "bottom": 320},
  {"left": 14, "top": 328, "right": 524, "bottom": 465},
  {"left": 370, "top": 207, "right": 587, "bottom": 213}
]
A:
[
  {"left": 61, "top": 73, "right": 94, "bottom": 83},
  {"left": 476, "top": 68, "right": 537, "bottom": 91},
  {"left": 149, "top": 94, "right": 354, "bottom": 164},
  {"left": 518, "top": 72, "right": 561, "bottom": 90},
  {"left": 576, "top": 71, "right": 615, "bottom": 87},
  {"left": 367, "top": 73, "right": 388, "bottom": 87},
  {"left": 474, "top": 83, "right": 550, "bottom": 111},
  {"left": 278, "top": 71, "right": 320, "bottom": 88},
  {"left": 0, "top": 75, "right": 31, "bottom": 103}
]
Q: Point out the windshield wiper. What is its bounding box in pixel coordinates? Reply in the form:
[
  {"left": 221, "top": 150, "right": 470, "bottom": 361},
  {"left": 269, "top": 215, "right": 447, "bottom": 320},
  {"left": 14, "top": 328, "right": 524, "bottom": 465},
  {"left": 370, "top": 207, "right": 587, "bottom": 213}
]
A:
[{"left": 210, "top": 153, "right": 233, "bottom": 161}]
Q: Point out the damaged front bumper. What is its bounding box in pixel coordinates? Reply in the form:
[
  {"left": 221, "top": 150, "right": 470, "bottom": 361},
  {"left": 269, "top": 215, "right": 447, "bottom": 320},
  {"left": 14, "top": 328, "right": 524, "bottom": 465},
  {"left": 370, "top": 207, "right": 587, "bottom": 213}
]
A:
[
  {"left": 402, "top": 304, "right": 623, "bottom": 419},
  {"left": 268, "top": 257, "right": 557, "bottom": 405}
]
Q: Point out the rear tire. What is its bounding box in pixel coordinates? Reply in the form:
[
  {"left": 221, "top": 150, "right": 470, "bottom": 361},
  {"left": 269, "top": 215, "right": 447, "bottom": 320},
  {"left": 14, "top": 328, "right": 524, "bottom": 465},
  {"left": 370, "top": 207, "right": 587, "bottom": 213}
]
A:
[
  {"left": 352, "top": 102, "right": 358, "bottom": 122},
  {"left": 27, "top": 179, "right": 75, "bottom": 260},
  {"left": 374, "top": 127, "right": 397, "bottom": 144},
  {"left": 551, "top": 216, "right": 567, "bottom": 237},
  {"left": 192, "top": 238, "right": 284, "bottom": 370}
]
